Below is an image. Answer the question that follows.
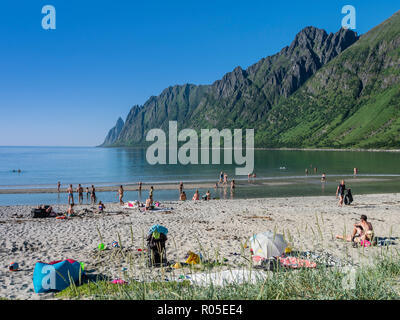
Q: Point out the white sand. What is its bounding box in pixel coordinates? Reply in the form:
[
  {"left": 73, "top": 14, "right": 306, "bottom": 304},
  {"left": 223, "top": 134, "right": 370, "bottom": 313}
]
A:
[{"left": 1, "top": 193, "right": 400, "bottom": 300}]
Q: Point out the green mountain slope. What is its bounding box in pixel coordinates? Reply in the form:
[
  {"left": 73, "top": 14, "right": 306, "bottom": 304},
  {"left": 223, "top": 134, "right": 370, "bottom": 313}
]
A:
[{"left": 257, "top": 10, "right": 400, "bottom": 148}]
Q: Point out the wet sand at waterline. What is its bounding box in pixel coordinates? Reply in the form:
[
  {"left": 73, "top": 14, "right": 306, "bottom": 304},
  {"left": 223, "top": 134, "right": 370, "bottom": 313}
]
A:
[
  {"left": 1, "top": 193, "right": 400, "bottom": 300},
  {"left": 0, "top": 176, "right": 391, "bottom": 194}
]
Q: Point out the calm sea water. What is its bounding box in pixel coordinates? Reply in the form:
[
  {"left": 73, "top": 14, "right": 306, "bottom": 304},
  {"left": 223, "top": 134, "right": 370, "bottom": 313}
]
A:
[{"left": 0, "top": 146, "right": 399, "bottom": 205}]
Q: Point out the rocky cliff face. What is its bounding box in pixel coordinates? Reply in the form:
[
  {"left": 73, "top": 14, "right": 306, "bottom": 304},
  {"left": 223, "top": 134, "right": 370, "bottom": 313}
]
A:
[
  {"left": 100, "top": 117, "right": 124, "bottom": 146},
  {"left": 101, "top": 26, "right": 359, "bottom": 147}
]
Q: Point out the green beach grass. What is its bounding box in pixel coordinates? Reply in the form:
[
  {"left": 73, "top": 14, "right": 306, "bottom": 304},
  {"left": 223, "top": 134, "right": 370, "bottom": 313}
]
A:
[{"left": 55, "top": 246, "right": 400, "bottom": 300}]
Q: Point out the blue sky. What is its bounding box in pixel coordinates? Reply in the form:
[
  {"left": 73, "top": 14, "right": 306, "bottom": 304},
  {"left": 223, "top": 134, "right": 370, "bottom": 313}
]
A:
[{"left": 0, "top": 0, "right": 399, "bottom": 146}]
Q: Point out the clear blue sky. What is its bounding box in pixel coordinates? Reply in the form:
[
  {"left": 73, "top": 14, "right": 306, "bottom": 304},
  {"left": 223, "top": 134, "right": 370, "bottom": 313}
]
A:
[{"left": 0, "top": 0, "right": 398, "bottom": 146}]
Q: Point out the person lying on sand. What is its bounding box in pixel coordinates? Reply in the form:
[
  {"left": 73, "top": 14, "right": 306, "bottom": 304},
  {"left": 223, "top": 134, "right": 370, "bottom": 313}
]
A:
[{"left": 336, "top": 215, "right": 374, "bottom": 243}]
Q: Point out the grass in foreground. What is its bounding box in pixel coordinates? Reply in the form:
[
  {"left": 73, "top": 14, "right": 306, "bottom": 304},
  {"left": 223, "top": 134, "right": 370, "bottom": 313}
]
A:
[{"left": 56, "top": 253, "right": 400, "bottom": 300}]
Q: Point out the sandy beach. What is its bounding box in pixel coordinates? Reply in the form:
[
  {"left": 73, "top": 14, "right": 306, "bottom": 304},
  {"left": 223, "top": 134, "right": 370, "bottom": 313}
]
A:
[{"left": 1, "top": 193, "right": 400, "bottom": 300}]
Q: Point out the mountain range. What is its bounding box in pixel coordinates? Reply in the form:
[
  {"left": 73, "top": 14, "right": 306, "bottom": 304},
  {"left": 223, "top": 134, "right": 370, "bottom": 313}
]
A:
[{"left": 101, "top": 11, "right": 400, "bottom": 149}]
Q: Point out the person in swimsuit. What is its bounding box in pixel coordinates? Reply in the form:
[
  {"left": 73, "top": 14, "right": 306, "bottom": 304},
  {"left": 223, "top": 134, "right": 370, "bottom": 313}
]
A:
[
  {"left": 67, "top": 184, "right": 74, "bottom": 205},
  {"left": 336, "top": 215, "right": 374, "bottom": 243},
  {"left": 205, "top": 190, "right": 211, "bottom": 200},
  {"left": 219, "top": 172, "right": 224, "bottom": 184},
  {"left": 67, "top": 203, "right": 74, "bottom": 218},
  {"left": 231, "top": 179, "right": 236, "bottom": 190},
  {"left": 57, "top": 181, "right": 61, "bottom": 193},
  {"left": 118, "top": 185, "right": 124, "bottom": 205},
  {"left": 77, "top": 184, "right": 84, "bottom": 204},
  {"left": 192, "top": 190, "right": 200, "bottom": 201},
  {"left": 97, "top": 201, "right": 105, "bottom": 213},
  {"left": 223, "top": 173, "right": 228, "bottom": 185},
  {"left": 91, "top": 185, "right": 96, "bottom": 204},
  {"left": 145, "top": 195, "right": 154, "bottom": 211},
  {"left": 180, "top": 191, "right": 187, "bottom": 201},
  {"left": 149, "top": 186, "right": 154, "bottom": 198},
  {"left": 179, "top": 182, "right": 183, "bottom": 194},
  {"left": 86, "top": 187, "right": 90, "bottom": 201},
  {"left": 321, "top": 173, "right": 327, "bottom": 182},
  {"left": 336, "top": 180, "right": 346, "bottom": 207},
  {"left": 138, "top": 181, "right": 142, "bottom": 192}
]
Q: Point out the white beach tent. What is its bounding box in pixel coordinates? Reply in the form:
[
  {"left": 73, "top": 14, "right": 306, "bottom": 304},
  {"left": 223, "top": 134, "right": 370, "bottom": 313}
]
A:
[{"left": 249, "top": 231, "right": 287, "bottom": 259}]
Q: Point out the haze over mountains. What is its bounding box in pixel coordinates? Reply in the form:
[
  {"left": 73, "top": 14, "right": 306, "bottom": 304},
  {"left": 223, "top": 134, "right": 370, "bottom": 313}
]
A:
[{"left": 101, "top": 11, "right": 400, "bottom": 149}]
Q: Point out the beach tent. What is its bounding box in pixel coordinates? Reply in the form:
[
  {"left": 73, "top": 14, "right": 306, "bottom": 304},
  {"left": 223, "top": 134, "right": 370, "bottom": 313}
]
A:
[
  {"left": 249, "top": 231, "right": 287, "bottom": 259},
  {"left": 33, "top": 259, "right": 83, "bottom": 293}
]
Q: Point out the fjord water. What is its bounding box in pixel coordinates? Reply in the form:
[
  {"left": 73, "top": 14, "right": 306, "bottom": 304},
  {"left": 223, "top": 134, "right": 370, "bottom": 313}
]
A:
[{"left": 0, "top": 146, "right": 400, "bottom": 205}]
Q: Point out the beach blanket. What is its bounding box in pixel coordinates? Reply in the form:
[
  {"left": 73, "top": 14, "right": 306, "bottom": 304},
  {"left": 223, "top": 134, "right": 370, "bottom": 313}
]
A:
[
  {"left": 124, "top": 201, "right": 140, "bottom": 209},
  {"left": 141, "top": 207, "right": 173, "bottom": 213},
  {"left": 278, "top": 257, "right": 317, "bottom": 269},
  {"left": 33, "top": 259, "right": 82, "bottom": 293},
  {"left": 180, "top": 269, "right": 268, "bottom": 287},
  {"left": 374, "top": 237, "right": 397, "bottom": 247}
]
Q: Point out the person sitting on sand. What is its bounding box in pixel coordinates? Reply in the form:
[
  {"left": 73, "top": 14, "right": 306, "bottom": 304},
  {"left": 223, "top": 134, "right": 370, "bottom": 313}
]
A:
[
  {"left": 192, "top": 189, "right": 200, "bottom": 200},
  {"left": 336, "top": 215, "right": 374, "bottom": 243},
  {"left": 336, "top": 180, "right": 346, "bottom": 207},
  {"left": 97, "top": 201, "right": 105, "bottom": 213},
  {"left": 67, "top": 203, "right": 74, "bottom": 218},
  {"left": 118, "top": 185, "right": 124, "bottom": 205},
  {"left": 205, "top": 190, "right": 211, "bottom": 200},
  {"left": 180, "top": 191, "right": 187, "bottom": 201},
  {"left": 145, "top": 195, "right": 154, "bottom": 211}
]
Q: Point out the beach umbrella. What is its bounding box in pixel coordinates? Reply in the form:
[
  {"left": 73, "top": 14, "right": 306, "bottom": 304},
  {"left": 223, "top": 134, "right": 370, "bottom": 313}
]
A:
[{"left": 249, "top": 231, "right": 287, "bottom": 259}]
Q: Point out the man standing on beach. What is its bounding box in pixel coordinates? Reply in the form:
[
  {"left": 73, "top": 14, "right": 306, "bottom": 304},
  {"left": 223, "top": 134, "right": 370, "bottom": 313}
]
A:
[
  {"left": 67, "top": 184, "right": 74, "bottom": 205},
  {"left": 57, "top": 181, "right": 61, "bottom": 193},
  {"left": 91, "top": 185, "right": 96, "bottom": 204},
  {"left": 118, "top": 185, "right": 124, "bottom": 205},
  {"left": 179, "top": 182, "right": 183, "bottom": 194},
  {"left": 77, "top": 184, "right": 84, "bottom": 204}
]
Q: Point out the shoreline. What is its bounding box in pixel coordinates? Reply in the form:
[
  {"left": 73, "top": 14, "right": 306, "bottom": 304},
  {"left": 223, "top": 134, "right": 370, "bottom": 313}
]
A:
[{"left": 0, "top": 175, "right": 397, "bottom": 195}]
